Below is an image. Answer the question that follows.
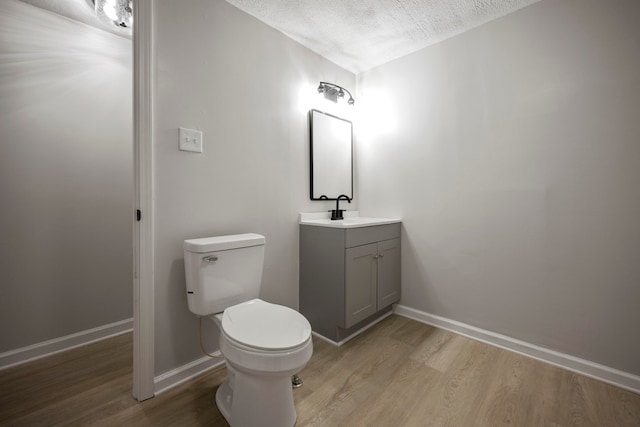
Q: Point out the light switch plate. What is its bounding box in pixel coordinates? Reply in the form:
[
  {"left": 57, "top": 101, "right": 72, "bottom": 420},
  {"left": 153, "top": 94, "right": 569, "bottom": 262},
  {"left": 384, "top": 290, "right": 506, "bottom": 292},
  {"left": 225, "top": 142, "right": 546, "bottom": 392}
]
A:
[{"left": 179, "top": 127, "right": 203, "bottom": 153}]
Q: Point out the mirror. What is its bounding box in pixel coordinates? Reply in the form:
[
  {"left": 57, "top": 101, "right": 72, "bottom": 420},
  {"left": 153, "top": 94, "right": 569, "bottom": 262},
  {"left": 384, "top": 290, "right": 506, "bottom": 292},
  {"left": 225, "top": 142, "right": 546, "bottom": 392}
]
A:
[{"left": 309, "top": 109, "right": 353, "bottom": 200}]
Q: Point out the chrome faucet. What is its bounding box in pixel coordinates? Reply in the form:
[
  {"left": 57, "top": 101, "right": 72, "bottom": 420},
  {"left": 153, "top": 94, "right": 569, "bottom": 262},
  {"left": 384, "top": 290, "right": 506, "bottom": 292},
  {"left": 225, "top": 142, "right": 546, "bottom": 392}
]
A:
[{"left": 329, "top": 194, "right": 352, "bottom": 220}]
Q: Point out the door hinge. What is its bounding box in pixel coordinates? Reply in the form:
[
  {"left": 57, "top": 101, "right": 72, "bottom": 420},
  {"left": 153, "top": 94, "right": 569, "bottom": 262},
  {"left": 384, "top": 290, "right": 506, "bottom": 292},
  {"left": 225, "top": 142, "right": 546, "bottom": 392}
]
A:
[{"left": 136, "top": 209, "right": 141, "bottom": 221}]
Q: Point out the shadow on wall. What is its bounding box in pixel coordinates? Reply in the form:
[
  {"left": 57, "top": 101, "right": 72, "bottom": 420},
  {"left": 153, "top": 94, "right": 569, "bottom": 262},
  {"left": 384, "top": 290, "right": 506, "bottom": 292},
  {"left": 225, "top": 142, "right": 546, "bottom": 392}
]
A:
[
  {"left": 400, "top": 227, "right": 447, "bottom": 314},
  {"left": 0, "top": 0, "right": 133, "bottom": 352},
  {"left": 162, "top": 257, "right": 221, "bottom": 370}
]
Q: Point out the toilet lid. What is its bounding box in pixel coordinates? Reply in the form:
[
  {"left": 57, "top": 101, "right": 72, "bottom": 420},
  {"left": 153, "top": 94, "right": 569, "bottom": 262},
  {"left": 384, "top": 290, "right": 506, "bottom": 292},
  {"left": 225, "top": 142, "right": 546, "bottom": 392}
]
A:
[{"left": 221, "top": 299, "right": 311, "bottom": 350}]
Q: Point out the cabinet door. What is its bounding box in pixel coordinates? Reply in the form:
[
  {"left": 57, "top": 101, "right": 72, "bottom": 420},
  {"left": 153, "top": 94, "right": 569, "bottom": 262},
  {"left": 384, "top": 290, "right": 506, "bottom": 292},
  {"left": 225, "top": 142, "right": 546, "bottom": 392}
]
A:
[
  {"left": 345, "top": 243, "right": 378, "bottom": 328},
  {"left": 377, "top": 238, "right": 401, "bottom": 309}
]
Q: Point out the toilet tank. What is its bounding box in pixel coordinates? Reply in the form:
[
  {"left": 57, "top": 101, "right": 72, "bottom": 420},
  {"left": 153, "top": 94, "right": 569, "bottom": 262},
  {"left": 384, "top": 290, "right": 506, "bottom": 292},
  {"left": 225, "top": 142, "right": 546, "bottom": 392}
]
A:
[{"left": 183, "top": 233, "right": 265, "bottom": 316}]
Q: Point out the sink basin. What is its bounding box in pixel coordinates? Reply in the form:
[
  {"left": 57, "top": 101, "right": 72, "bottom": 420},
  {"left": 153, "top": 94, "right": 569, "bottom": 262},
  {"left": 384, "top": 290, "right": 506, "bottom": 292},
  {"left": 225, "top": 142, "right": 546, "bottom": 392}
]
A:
[{"left": 299, "top": 212, "right": 401, "bottom": 228}]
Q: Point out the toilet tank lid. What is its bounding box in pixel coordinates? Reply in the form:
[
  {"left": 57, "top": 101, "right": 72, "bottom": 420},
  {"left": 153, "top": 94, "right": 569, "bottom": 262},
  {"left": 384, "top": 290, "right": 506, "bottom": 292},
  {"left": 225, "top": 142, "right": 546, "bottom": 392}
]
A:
[{"left": 183, "top": 233, "right": 265, "bottom": 253}]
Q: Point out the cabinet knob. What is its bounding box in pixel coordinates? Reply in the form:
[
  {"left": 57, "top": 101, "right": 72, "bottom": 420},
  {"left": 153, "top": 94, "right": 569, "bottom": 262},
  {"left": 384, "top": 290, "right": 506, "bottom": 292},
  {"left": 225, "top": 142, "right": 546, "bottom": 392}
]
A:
[
  {"left": 373, "top": 255, "right": 379, "bottom": 260},
  {"left": 379, "top": 253, "right": 384, "bottom": 258}
]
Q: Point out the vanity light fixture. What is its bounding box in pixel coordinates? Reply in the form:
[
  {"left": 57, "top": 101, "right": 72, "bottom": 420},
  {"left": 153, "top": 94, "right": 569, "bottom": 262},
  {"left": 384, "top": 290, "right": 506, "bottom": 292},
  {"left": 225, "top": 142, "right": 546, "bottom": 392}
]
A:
[{"left": 317, "top": 82, "right": 355, "bottom": 106}]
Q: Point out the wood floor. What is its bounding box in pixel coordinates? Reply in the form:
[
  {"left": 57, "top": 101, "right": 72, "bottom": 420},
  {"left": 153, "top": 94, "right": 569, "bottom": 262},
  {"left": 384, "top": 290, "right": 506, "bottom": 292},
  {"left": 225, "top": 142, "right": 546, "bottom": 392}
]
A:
[{"left": 1, "top": 315, "right": 639, "bottom": 426}]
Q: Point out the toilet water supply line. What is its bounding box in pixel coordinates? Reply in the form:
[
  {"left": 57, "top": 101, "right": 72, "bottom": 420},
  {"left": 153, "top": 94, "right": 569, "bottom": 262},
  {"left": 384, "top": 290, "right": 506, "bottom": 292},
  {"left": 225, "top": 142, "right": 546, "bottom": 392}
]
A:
[{"left": 199, "top": 317, "right": 224, "bottom": 358}]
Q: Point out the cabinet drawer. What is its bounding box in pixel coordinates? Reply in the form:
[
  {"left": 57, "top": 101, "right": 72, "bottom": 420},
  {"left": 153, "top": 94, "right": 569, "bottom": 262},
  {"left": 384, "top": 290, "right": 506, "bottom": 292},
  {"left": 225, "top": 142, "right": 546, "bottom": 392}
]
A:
[{"left": 345, "top": 223, "right": 400, "bottom": 248}]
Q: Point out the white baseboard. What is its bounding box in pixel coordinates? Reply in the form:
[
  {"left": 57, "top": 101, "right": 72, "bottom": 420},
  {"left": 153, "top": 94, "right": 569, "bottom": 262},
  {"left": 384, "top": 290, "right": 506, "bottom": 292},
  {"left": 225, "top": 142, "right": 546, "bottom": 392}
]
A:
[
  {"left": 393, "top": 305, "right": 640, "bottom": 395},
  {"left": 0, "top": 318, "right": 133, "bottom": 371},
  {"left": 312, "top": 310, "right": 394, "bottom": 347},
  {"left": 154, "top": 355, "right": 225, "bottom": 395}
]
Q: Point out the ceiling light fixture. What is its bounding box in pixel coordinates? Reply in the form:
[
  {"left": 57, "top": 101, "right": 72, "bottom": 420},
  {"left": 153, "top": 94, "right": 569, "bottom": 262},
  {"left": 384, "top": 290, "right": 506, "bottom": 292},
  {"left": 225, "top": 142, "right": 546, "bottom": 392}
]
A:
[
  {"left": 93, "top": 0, "right": 133, "bottom": 31},
  {"left": 317, "top": 82, "right": 355, "bottom": 106}
]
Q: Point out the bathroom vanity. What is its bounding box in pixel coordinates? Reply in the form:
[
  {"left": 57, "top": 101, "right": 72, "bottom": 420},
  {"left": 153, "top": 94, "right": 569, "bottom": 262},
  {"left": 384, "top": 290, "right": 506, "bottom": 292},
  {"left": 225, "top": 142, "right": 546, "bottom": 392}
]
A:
[{"left": 299, "top": 212, "right": 401, "bottom": 344}]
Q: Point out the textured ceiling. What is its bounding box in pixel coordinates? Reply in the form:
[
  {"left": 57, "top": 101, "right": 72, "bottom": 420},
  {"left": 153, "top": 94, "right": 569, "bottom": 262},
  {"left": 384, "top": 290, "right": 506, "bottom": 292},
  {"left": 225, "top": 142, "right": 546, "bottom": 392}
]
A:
[
  {"left": 226, "top": 0, "right": 541, "bottom": 73},
  {"left": 18, "top": 0, "right": 541, "bottom": 72}
]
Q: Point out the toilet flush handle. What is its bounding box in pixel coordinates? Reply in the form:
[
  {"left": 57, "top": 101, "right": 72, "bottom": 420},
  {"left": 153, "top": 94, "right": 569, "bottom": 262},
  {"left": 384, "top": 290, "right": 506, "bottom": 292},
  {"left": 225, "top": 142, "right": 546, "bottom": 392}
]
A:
[{"left": 203, "top": 255, "right": 218, "bottom": 263}]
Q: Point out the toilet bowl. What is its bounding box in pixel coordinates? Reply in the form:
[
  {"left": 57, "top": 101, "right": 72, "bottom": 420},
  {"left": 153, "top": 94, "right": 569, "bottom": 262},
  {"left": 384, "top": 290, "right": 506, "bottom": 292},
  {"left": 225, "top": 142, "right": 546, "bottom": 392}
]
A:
[
  {"left": 212, "top": 299, "right": 312, "bottom": 426},
  {"left": 183, "top": 234, "right": 313, "bottom": 427}
]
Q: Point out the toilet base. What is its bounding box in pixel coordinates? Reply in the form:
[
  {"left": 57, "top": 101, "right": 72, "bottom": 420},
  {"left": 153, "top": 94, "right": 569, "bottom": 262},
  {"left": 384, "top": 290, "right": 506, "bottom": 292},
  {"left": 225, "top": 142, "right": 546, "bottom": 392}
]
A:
[
  {"left": 215, "top": 380, "right": 233, "bottom": 422},
  {"left": 216, "top": 362, "right": 298, "bottom": 427}
]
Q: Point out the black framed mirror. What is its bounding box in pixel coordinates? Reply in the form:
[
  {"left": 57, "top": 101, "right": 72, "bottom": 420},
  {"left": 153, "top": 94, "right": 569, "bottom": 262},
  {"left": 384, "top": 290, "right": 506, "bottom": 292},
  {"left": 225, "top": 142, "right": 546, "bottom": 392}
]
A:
[{"left": 309, "top": 109, "right": 353, "bottom": 200}]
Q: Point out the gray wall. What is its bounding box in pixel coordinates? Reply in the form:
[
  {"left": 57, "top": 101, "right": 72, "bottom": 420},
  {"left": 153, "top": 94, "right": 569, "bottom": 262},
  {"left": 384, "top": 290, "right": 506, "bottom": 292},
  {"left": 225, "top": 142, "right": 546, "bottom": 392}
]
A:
[
  {"left": 0, "top": 0, "right": 133, "bottom": 352},
  {"left": 357, "top": 0, "right": 640, "bottom": 375},
  {"left": 152, "top": 0, "right": 355, "bottom": 375}
]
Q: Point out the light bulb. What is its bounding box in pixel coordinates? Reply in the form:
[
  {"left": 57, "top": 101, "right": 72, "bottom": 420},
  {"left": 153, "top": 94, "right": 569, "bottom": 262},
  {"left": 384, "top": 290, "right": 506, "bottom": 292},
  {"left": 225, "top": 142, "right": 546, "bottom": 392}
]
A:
[
  {"left": 95, "top": 0, "right": 133, "bottom": 32},
  {"left": 103, "top": 4, "right": 118, "bottom": 20}
]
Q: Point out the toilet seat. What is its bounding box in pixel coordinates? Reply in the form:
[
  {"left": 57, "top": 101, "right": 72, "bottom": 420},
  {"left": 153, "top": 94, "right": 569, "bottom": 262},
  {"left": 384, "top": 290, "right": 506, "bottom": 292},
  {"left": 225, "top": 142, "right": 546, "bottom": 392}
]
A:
[{"left": 220, "top": 299, "right": 311, "bottom": 351}]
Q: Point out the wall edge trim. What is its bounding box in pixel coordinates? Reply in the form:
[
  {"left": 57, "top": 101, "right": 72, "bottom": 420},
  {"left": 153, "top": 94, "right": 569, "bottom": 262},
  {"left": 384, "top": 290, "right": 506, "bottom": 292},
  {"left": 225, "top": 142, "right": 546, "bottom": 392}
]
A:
[
  {"left": 0, "top": 318, "right": 133, "bottom": 371},
  {"left": 132, "top": 0, "right": 155, "bottom": 402},
  {"left": 393, "top": 305, "right": 640, "bottom": 394},
  {"left": 154, "top": 356, "right": 225, "bottom": 396}
]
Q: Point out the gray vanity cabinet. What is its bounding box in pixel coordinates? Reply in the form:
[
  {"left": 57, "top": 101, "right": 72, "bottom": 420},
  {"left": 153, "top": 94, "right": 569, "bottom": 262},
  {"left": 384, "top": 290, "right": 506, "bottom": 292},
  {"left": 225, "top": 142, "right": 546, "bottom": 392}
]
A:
[
  {"left": 345, "top": 238, "right": 401, "bottom": 327},
  {"left": 300, "top": 222, "right": 401, "bottom": 343}
]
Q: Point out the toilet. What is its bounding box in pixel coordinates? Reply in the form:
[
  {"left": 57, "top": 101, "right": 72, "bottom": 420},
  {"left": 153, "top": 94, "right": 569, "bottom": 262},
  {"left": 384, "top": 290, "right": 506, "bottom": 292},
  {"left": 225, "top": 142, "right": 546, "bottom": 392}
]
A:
[{"left": 183, "top": 233, "right": 312, "bottom": 427}]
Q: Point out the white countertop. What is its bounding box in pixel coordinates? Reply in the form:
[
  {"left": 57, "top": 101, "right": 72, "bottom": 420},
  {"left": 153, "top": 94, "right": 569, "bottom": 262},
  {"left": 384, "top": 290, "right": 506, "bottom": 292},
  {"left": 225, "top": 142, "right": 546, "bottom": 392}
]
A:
[{"left": 299, "top": 211, "right": 401, "bottom": 228}]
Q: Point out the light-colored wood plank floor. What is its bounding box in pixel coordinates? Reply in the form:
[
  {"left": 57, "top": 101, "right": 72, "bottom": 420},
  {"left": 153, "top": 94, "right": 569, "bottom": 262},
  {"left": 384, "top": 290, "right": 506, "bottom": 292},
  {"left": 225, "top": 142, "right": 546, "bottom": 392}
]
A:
[{"left": 1, "top": 315, "right": 639, "bottom": 426}]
